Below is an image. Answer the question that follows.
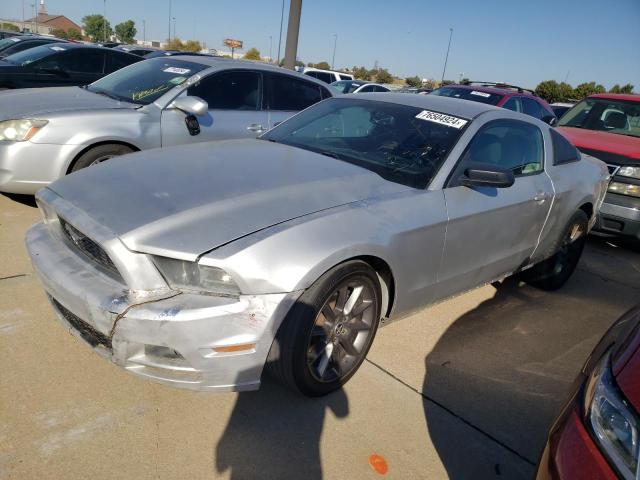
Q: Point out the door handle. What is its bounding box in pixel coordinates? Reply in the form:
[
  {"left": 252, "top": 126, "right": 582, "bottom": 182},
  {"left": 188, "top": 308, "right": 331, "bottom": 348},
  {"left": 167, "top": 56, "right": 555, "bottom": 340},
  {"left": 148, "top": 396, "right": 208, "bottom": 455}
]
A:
[
  {"left": 533, "top": 192, "right": 548, "bottom": 203},
  {"left": 247, "top": 123, "right": 265, "bottom": 133}
]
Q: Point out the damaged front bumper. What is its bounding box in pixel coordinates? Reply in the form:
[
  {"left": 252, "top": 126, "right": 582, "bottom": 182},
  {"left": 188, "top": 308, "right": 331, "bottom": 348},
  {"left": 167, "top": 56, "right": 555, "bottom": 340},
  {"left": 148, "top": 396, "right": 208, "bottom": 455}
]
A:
[{"left": 25, "top": 193, "right": 301, "bottom": 392}]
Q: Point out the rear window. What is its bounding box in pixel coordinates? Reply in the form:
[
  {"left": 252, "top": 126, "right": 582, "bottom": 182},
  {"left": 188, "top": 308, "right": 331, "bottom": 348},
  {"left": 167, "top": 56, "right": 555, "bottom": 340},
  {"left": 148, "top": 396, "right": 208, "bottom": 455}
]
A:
[
  {"left": 551, "top": 129, "right": 580, "bottom": 165},
  {"left": 430, "top": 87, "right": 503, "bottom": 106}
]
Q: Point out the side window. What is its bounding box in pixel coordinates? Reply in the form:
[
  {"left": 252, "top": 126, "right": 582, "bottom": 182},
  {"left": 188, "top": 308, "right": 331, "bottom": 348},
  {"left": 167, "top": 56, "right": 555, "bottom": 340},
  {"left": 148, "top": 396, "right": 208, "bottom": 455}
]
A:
[
  {"left": 550, "top": 129, "right": 580, "bottom": 165},
  {"left": 38, "top": 49, "right": 106, "bottom": 73},
  {"left": 462, "top": 120, "right": 544, "bottom": 176},
  {"left": 314, "top": 72, "right": 334, "bottom": 84},
  {"left": 339, "top": 74, "right": 351, "bottom": 80},
  {"left": 522, "top": 97, "right": 545, "bottom": 119},
  {"left": 106, "top": 51, "right": 139, "bottom": 73},
  {"left": 374, "top": 86, "right": 390, "bottom": 92},
  {"left": 7, "top": 40, "right": 48, "bottom": 55},
  {"left": 304, "top": 71, "right": 319, "bottom": 80},
  {"left": 267, "top": 74, "right": 322, "bottom": 111},
  {"left": 188, "top": 71, "right": 261, "bottom": 110},
  {"left": 358, "top": 85, "right": 375, "bottom": 93},
  {"left": 502, "top": 96, "right": 522, "bottom": 113}
]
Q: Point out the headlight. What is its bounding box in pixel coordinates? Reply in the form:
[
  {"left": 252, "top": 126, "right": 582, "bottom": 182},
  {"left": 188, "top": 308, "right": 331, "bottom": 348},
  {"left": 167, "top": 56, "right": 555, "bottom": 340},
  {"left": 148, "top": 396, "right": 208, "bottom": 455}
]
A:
[
  {"left": 0, "top": 119, "right": 48, "bottom": 142},
  {"left": 152, "top": 256, "right": 240, "bottom": 296},
  {"left": 608, "top": 181, "right": 640, "bottom": 198},
  {"left": 585, "top": 352, "right": 639, "bottom": 479},
  {"left": 618, "top": 166, "right": 640, "bottom": 180}
]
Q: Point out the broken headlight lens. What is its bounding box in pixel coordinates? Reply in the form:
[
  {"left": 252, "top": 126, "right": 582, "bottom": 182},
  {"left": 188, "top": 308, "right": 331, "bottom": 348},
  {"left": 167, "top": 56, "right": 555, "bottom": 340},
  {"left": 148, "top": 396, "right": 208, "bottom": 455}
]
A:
[
  {"left": 152, "top": 256, "right": 240, "bottom": 296},
  {"left": 585, "top": 352, "right": 639, "bottom": 479},
  {"left": 0, "top": 119, "right": 48, "bottom": 142}
]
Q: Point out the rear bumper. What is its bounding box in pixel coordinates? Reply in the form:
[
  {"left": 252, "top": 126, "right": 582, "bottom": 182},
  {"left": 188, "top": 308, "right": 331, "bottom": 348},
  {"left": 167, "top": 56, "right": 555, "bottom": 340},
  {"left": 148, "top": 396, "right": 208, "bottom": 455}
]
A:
[
  {"left": 26, "top": 219, "right": 301, "bottom": 392},
  {"left": 0, "top": 141, "right": 84, "bottom": 195},
  {"left": 595, "top": 193, "right": 640, "bottom": 239}
]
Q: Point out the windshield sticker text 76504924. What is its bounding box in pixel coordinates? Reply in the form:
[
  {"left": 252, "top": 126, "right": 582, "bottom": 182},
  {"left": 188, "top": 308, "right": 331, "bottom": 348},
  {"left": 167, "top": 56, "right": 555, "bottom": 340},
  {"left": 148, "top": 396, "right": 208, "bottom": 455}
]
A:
[{"left": 415, "top": 110, "right": 468, "bottom": 129}]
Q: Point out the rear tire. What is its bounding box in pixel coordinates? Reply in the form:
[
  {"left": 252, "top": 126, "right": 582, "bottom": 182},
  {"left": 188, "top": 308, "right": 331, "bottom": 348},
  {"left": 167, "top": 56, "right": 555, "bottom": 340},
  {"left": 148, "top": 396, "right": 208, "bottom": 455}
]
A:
[
  {"left": 70, "top": 144, "right": 134, "bottom": 173},
  {"left": 520, "top": 210, "right": 588, "bottom": 291},
  {"left": 266, "top": 260, "right": 382, "bottom": 397}
]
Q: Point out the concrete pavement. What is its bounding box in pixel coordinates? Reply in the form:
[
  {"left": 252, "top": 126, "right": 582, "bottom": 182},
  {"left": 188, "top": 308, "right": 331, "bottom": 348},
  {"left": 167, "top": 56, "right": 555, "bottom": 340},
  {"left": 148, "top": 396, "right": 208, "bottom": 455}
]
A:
[{"left": 1, "top": 192, "right": 638, "bottom": 479}]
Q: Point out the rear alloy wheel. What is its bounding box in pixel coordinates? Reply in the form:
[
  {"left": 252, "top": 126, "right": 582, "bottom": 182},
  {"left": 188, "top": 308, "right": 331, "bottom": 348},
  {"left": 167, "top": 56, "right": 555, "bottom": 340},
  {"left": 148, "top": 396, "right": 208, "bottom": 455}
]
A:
[
  {"left": 267, "top": 260, "right": 382, "bottom": 396},
  {"left": 520, "top": 210, "right": 588, "bottom": 291},
  {"left": 70, "top": 144, "right": 134, "bottom": 173}
]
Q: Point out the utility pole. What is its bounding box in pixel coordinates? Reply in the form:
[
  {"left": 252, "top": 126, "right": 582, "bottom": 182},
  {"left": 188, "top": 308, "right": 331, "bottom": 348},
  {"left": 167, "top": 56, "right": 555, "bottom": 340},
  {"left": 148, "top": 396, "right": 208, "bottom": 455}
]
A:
[
  {"left": 276, "top": 0, "right": 285, "bottom": 65},
  {"left": 142, "top": 19, "right": 146, "bottom": 43},
  {"left": 269, "top": 35, "right": 273, "bottom": 63},
  {"left": 103, "top": 0, "right": 107, "bottom": 42},
  {"left": 283, "top": 0, "right": 302, "bottom": 70},
  {"left": 168, "top": 0, "right": 172, "bottom": 42},
  {"left": 331, "top": 34, "right": 337, "bottom": 70},
  {"left": 440, "top": 27, "right": 453, "bottom": 85},
  {"left": 172, "top": 17, "right": 176, "bottom": 41}
]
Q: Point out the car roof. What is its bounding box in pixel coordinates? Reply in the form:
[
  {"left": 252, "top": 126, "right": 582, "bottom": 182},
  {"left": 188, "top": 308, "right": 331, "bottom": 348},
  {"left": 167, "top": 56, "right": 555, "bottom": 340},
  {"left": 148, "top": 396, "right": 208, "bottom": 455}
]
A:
[
  {"left": 303, "top": 66, "right": 352, "bottom": 75},
  {"left": 11, "top": 34, "right": 63, "bottom": 41},
  {"left": 345, "top": 92, "right": 498, "bottom": 118},
  {"left": 441, "top": 83, "right": 538, "bottom": 98},
  {"left": 164, "top": 57, "right": 332, "bottom": 87},
  {"left": 590, "top": 93, "right": 640, "bottom": 103}
]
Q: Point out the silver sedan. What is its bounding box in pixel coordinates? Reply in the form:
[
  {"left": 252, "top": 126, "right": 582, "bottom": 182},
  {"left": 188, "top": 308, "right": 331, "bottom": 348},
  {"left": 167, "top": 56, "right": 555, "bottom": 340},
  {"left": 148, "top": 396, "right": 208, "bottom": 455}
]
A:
[
  {"left": 26, "top": 94, "right": 609, "bottom": 396},
  {"left": 0, "top": 56, "right": 333, "bottom": 194}
]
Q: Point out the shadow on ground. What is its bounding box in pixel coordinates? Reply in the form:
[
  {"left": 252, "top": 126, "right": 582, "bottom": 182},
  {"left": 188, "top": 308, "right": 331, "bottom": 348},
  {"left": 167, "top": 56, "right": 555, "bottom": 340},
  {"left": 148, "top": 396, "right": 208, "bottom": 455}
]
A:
[
  {"left": 422, "top": 238, "right": 640, "bottom": 479},
  {"left": 1, "top": 193, "right": 37, "bottom": 208},
  {"left": 215, "top": 378, "right": 348, "bottom": 480}
]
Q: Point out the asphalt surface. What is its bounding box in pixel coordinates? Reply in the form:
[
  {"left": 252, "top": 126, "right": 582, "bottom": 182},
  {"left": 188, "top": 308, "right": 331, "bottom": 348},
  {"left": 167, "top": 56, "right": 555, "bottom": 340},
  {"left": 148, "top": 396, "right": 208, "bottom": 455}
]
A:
[{"left": 1, "top": 191, "right": 639, "bottom": 480}]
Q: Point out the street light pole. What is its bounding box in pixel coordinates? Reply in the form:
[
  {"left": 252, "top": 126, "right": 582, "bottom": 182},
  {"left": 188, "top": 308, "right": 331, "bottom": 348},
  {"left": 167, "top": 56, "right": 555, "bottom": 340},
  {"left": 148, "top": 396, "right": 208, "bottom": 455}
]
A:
[
  {"left": 269, "top": 35, "right": 273, "bottom": 63},
  {"left": 103, "top": 0, "right": 107, "bottom": 42},
  {"left": 276, "top": 0, "right": 285, "bottom": 65},
  {"left": 168, "top": 0, "right": 172, "bottom": 42},
  {"left": 440, "top": 27, "right": 453, "bottom": 85},
  {"left": 331, "top": 34, "right": 337, "bottom": 70},
  {"left": 172, "top": 17, "right": 176, "bottom": 41},
  {"left": 142, "top": 19, "right": 146, "bottom": 43},
  {"left": 283, "top": 0, "right": 302, "bottom": 70}
]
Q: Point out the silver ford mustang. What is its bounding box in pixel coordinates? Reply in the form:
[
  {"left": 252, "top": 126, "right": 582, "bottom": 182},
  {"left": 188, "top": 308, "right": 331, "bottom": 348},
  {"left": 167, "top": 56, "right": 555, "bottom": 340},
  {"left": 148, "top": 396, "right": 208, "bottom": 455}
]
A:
[
  {"left": 0, "top": 56, "right": 332, "bottom": 194},
  {"left": 26, "top": 94, "right": 609, "bottom": 396}
]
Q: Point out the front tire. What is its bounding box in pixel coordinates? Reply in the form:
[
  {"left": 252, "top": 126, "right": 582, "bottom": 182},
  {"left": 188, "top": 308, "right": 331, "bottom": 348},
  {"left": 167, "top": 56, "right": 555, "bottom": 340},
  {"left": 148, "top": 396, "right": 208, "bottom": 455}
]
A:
[
  {"left": 267, "top": 260, "right": 382, "bottom": 397},
  {"left": 70, "top": 144, "right": 134, "bottom": 173},
  {"left": 520, "top": 210, "right": 588, "bottom": 291}
]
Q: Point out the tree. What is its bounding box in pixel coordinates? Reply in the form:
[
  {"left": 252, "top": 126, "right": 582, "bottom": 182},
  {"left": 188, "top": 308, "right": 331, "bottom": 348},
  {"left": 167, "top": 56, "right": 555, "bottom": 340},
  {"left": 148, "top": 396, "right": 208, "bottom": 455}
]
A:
[
  {"left": 313, "top": 61, "right": 331, "bottom": 70},
  {"left": 405, "top": 76, "right": 422, "bottom": 88},
  {"left": 82, "top": 14, "right": 112, "bottom": 42},
  {"left": 183, "top": 40, "right": 202, "bottom": 52},
  {"left": 165, "top": 38, "right": 202, "bottom": 52},
  {"left": 0, "top": 23, "right": 20, "bottom": 32},
  {"left": 574, "top": 81, "right": 606, "bottom": 100},
  {"left": 375, "top": 68, "right": 393, "bottom": 84},
  {"left": 67, "top": 28, "right": 82, "bottom": 41},
  {"left": 50, "top": 28, "right": 70, "bottom": 39},
  {"left": 610, "top": 83, "right": 634, "bottom": 94},
  {"left": 243, "top": 47, "right": 261, "bottom": 61},
  {"left": 114, "top": 20, "right": 136, "bottom": 44},
  {"left": 352, "top": 66, "right": 371, "bottom": 81}
]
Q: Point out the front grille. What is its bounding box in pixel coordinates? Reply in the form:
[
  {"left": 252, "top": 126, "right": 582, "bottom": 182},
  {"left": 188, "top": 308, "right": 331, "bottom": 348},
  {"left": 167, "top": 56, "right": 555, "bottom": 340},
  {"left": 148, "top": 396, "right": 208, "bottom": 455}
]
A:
[
  {"left": 51, "top": 297, "right": 112, "bottom": 349},
  {"left": 59, "top": 218, "right": 119, "bottom": 276}
]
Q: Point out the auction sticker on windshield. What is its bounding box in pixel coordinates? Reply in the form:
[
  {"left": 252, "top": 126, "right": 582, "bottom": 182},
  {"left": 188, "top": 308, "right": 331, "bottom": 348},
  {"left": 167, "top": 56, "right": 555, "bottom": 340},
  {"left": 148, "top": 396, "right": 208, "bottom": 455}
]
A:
[
  {"left": 415, "top": 110, "right": 468, "bottom": 129},
  {"left": 470, "top": 91, "right": 491, "bottom": 98},
  {"left": 163, "top": 67, "right": 191, "bottom": 75}
]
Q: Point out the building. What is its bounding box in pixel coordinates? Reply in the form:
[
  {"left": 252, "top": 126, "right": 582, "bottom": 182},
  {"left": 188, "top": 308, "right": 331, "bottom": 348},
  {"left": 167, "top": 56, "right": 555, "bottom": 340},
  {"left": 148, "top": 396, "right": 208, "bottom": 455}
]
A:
[{"left": 1, "top": 0, "right": 82, "bottom": 36}]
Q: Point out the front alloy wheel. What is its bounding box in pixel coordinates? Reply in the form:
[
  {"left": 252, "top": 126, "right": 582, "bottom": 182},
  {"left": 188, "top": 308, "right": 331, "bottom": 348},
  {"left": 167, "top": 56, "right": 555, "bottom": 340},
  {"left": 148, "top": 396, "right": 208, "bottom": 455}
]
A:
[{"left": 267, "top": 260, "right": 382, "bottom": 396}]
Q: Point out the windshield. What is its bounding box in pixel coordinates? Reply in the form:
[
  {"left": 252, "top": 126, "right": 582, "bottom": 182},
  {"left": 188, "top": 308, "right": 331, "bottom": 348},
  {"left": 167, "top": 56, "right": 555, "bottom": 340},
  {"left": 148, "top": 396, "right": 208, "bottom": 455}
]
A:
[
  {"left": 330, "top": 80, "right": 364, "bottom": 94},
  {"left": 3, "top": 43, "right": 65, "bottom": 66},
  {"left": 430, "top": 87, "right": 503, "bottom": 106},
  {"left": 86, "top": 58, "right": 208, "bottom": 105},
  {"left": 262, "top": 98, "right": 469, "bottom": 189},
  {"left": 558, "top": 98, "right": 640, "bottom": 139}
]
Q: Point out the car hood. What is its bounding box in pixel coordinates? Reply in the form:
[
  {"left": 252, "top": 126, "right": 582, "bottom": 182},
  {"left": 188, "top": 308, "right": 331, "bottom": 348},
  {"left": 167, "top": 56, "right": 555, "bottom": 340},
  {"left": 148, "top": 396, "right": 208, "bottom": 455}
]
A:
[
  {"left": 0, "top": 86, "right": 139, "bottom": 121},
  {"left": 558, "top": 126, "right": 640, "bottom": 161},
  {"left": 48, "top": 139, "right": 409, "bottom": 259}
]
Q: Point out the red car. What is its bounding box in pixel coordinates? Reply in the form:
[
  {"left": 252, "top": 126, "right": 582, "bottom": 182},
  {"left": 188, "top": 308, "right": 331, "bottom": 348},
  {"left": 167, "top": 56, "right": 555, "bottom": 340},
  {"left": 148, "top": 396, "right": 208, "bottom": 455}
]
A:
[
  {"left": 430, "top": 82, "right": 556, "bottom": 124},
  {"left": 537, "top": 305, "right": 640, "bottom": 480},
  {"left": 557, "top": 94, "right": 640, "bottom": 240}
]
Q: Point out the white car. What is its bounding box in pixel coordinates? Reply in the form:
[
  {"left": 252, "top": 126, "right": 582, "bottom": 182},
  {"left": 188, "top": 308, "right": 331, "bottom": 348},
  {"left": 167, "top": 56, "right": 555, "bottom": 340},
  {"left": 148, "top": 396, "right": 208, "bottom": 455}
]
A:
[
  {"left": 330, "top": 80, "right": 390, "bottom": 94},
  {"left": 302, "top": 67, "right": 353, "bottom": 84}
]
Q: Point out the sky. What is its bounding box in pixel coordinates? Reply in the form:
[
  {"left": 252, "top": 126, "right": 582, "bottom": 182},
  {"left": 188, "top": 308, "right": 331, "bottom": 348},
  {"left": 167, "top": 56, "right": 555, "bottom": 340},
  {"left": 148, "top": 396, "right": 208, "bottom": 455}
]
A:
[{"left": 2, "top": 0, "right": 639, "bottom": 89}]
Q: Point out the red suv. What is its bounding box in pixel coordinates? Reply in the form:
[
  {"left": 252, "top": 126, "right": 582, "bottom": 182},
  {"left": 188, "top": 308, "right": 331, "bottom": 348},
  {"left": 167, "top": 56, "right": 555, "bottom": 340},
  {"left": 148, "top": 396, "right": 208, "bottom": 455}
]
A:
[
  {"left": 430, "top": 82, "right": 556, "bottom": 124},
  {"left": 558, "top": 94, "right": 640, "bottom": 239}
]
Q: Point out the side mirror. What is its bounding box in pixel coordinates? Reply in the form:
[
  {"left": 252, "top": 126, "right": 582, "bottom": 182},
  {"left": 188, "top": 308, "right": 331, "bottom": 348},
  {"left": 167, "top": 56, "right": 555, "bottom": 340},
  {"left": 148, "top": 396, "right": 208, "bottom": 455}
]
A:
[
  {"left": 542, "top": 115, "right": 557, "bottom": 126},
  {"left": 459, "top": 162, "right": 515, "bottom": 188},
  {"left": 172, "top": 96, "right": 208, "bottom": 116}
]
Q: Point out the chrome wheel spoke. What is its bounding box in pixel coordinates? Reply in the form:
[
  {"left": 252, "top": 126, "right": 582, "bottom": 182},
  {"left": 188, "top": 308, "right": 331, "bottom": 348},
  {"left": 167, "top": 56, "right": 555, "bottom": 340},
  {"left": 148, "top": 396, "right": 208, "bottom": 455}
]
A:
[
  {"left": 351, "top": 300, "right": 372, "bottom": 318},
  {"left": 335, "top": 286, "right": 348, "bottom": 312},
  {"left": 343, "top": 285, "right": 363, "bottom": 316},
  {"left": 317, "top": 343, "right": 334, "bottom": 378},
  {"left": 349, "top": 319, "right": 371, "bottom": 332},
  {"left": 338, "top": 336, "right": 360, "bottom": 357},
  {"left": 321, "top": 304, "right": 337, "bottom": 325}
]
